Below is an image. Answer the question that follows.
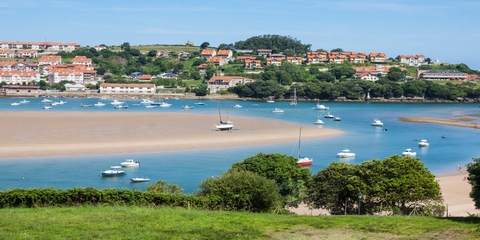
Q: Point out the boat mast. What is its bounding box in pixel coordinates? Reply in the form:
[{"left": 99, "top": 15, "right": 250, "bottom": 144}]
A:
[
  {"left": 217, "top": 101, "right": 223, "bottom": 123},
  {"left": 298, "top": 126, "right": 302, "bottom": 157},
  {"left": 294, "top": 87, "right": 297, "bottom": 104}
]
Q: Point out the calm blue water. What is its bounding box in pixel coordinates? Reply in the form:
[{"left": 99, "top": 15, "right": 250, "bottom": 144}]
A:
[{"left": 1, "top": 97, "right": 479, "bottom": 193}]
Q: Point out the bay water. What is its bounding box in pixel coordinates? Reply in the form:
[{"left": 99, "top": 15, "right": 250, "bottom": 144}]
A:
[{"left": 1, "top": 97, "right": 479, "bottom": 193}]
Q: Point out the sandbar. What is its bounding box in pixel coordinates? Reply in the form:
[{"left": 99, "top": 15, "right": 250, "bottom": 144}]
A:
[
  {"left": 399, "top": 116, "right": 479, "bottom": 129},
  {"left": 0, "top": 112, "right": 343, "bottom": 159}
]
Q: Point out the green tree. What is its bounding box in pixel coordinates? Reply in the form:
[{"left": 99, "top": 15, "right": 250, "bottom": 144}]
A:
[
  {"left": 200, "top": 42, "right": 210, "bottom": 49},
  {"left": 147, "top": 50, "right": 157, "bottom": 57},
  {"left": 120, "top": 42, "right": 131, "bottom": 51},
  {"left": 467, "top": 158, "right": 480, "bottom": 209},
  {"left": 205, "top": 64, "right": 217, "bottom": 80},
  {"left": 230, "top": 153, "right": 311, "bottom": 206},
  {"left": 307, "top": 155, "right": 443, "bottom": 215},
  {"left": 146, "top": 180, "right": 184, "bottom": 194},
  {"left": 197, "top": 170, "right": 281, "bottom": 212},
  {"left": 192, "top": 83, "right": 209, "bottom": 96},
  {"left": 330, "top": 48, "right": 344, "bottom": 52}
]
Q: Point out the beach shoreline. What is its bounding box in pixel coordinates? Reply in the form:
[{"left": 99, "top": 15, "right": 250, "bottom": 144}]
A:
[{"left": 0, "top": 111, "right": 343, "bottom": 159}]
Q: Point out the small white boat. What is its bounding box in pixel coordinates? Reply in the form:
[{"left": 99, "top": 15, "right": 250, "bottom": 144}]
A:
[
  {"left": 58, "top": 100, "right": 67, "bottom": 105},
  {"left": 140, "top": 99, "right": 154, "bottom": 104},
  {"left": 159, "top": 102, "right": 172, "bottom": 107},
  {"left": 371, "top": 118, "right": 384, "bottom": 127},
  {"left": 11, "top": 102, "right": 21, "bottom": 106},
  {"left": 43, "top": 105, "right": 52, "bottom": 110},
  {"left": 111, "top": 99, "right": 124, "bottom": 105},
  {"left": 94, "top": 102, "right": 106, "bottom": 107},
  {"left": 312, "top": 101, "right": 329, "bottom": 110},
  {"left": 81, "top": 103, "right": 92, "bottom": 108},
  {"left": 20, "top": 99, "right": 30, "bottom": 104},
  {"left": 101, "top": 166, "right": 126, "bottom": 177},
  {"left": 130, "top": 177, "right": 150, "bottom": 182},
  {"left": 314, "top": 117, "right": 324, "bottom": 125},
  {"left": 145, "top": 104, "right": 157, "bottom": 108},
  {"left": 182, "top": 105, "right": 194, "bottom": 109},
  {"left": 418, "top": 139, "right": 429, "bottom": 147},
  {"left": 334, "top": 117, "right": 341, "bottom": 121},
  {"left": 266, "top": 100, "right": 274, "bottom": 103},
  {"left": 194, "top": 102, "right": 206, "bottom": 105},
  {"left": 232, "top": 104, "right": 243, "bottom": 108},
  {"left": 272, "top": 108, "right": 284, "bottom": 113},
  {"left": 120, "top": 159, "right": 140, "bottom": 167},
  {"left": 41, "top": 98, "right": 52, "bottom": 103},
  {"left": 324, "top": 112, "right": 334, "bottom": 118},
  {"left": 114, "top": 103, "right": 128, "bottom": 109},
  {"left": 51, "top": 101, "right": 60, "bottom": 106},
  {"left": 215, "top": 123, "right": 234, "bottom": 131},
  {"left": 402, "top": 148, "right": 417, "bottom": 157},
  {"left": 337, "top": 148, "right": 355, "bottom": 158}
]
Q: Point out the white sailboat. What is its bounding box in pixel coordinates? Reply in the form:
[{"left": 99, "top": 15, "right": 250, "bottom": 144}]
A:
[
  {"left": 215, "top": 102, "right": 234, "bottom": 131},
  {"left": 297, "top": 126, "right": 313, "bottom": 166},
  {"left": 289, "top": 87, "right": 297, "bottom": 106}
]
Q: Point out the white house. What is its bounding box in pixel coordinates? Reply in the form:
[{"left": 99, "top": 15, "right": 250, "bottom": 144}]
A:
[
  {"left": 206, "top": 76, "right": 255, "bottom": 93},
  {"left": 99, "top": 83, "right": 156, "bottom": 94}
]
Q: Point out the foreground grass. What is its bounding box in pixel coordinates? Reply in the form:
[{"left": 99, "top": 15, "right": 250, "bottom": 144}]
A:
[{"left": 1, "top": 206, "right": 480, "bottom": 239}]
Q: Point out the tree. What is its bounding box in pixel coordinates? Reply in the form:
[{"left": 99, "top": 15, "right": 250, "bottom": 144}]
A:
[
  {"left": 205, "top": 64, "right": 217, "bottom": 80},
  {"left": 386, "top": 67, "right": 406, "bottom": 82},
  {"left": 120, "top": 42, "right": 131, "bottom": 51},
  {"left": 192, "top": 83, "right": 209, "bottom": 96},
  {"left": 200, "top": 42, "right": 210, "bottom": 49},
  {"left": 146, "top": 180, "right": 184, "bottom": 194},
  {"left": 330, "top": 48, "right": 344, "bottom": 52},
  {"left": 197, "top": 170, "right": 281, "bottom": 212},
  {"left": 147, "top": 50, "right": 157, "bottom": 57},
  {"left": 229, "top": 153, "right": 311, "bottom": 206},
  {"left": 307, "top": 155, "right": 443, "bottom": 215},
  {"left": 467, "top": 158, "right": 480, "bottom": 209}
]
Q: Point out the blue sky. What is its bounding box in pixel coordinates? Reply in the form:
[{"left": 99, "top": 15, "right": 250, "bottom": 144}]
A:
[{"left": 2, "top": 0, "right": 480, "bottom": 70}]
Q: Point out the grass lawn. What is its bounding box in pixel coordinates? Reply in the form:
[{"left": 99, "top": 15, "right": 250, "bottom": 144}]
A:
[{"left": 1, "top": 206, "right": 480, "bottom": 239}]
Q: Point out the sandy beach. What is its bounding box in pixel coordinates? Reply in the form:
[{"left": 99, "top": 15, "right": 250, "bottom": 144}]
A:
[{"left": 0, "top": 111, "right": 343, "bottom": 159}]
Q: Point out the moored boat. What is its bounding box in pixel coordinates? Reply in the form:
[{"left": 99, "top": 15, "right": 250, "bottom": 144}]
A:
[
  {"left": 101, "top": 166, "right": 126, "bottom": 177},
  {"left": 337, "top": 148, "right": 355, "bottom": 158},
  {"left": 94, "top": 102, "right": 106, "bottom": 107},
  {"left": 402, "top": 148, "right": 417, "bottom": 157},
  {"left": 272, "top": 108, "right": 284, "bottom": 113},
  {"left": 371, "top": 118, "right": 384, "bottom": 127},
  {"left": 418, "top": 139, "right": 429, "bottom": 147},
  {"left": 120, "top": 159, "right": 140, "bottom": 167},
  {"left": 182, "top": 104, "right": 194, "bottom": 109},
  {"left": 130, "top": 177, "right": 150, "bottom": 182}
]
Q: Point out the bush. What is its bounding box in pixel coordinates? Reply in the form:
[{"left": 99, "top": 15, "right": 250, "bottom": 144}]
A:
[{"left": 197, "top": 170, "right": 281, "bottom": 212}]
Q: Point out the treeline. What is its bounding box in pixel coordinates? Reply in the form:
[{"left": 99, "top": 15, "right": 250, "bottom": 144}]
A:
[
  {"left": 231, "top": 63, "right": 480, "bottom": 100},
  {"left": 0, "top": 154, "right": 444, "bottom": 216}
]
